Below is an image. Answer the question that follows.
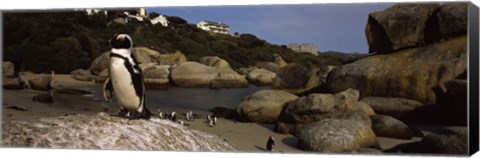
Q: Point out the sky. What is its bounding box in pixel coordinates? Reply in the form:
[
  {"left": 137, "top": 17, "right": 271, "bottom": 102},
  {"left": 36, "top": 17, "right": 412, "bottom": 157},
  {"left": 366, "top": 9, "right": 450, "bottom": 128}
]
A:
[{"left": 148, "top": 3, "right": 395, "bottom": 53}]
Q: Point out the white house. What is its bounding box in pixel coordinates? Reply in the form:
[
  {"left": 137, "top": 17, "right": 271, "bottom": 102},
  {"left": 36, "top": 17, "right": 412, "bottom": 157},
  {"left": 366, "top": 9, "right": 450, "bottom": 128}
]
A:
[
  {"left": 150, "top": 15, "right": 169, "bottom": 27},
  {"left": 84, "top": 9, "right": 107, "bottom": 15},
  {"left": 287, "top": 43, "right": 318, "bottom": 56},
  {"left": 197, "top": 20, "right": 230, "bottom": 34}
]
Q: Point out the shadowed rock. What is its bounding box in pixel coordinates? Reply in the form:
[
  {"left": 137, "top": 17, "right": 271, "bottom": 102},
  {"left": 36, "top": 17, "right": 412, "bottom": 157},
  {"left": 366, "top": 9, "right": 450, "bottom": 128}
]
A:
[
  {"left": 361, "top": 97, "right": 424, "bottom": 119},
  {"left": 386, "top": 126, "right": 467, "bottom": 155}
]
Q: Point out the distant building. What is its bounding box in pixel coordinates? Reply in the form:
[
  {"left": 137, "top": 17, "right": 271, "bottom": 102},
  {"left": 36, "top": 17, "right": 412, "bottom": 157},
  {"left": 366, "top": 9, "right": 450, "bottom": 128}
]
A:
[
  {"left": 197, "top": 20, "right": 230, "bottom": 34},
  {"left": 84, "top": 9, "right": 107, "bottom": 16},
  {"left": 83, "top": 8, "right": 147, "bottom": 19},
  {"left": 287, "top": 43, "right": 318, "bottom": 56},
  {"left": 150, "top": 14, "right": 169, "bottom": 27}
]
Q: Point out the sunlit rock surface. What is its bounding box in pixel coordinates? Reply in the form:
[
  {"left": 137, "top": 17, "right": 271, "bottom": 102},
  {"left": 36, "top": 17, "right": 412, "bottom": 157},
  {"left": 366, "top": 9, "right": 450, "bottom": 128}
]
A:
[{"left": 2, "top": 113, "right": 237, "bottom": 151}]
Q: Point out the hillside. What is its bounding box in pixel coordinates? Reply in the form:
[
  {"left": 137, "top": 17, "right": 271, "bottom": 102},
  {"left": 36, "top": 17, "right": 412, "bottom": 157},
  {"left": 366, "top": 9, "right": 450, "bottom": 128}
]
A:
[{"left": 3, "top": 11, "right": 362, "bottom": 74}]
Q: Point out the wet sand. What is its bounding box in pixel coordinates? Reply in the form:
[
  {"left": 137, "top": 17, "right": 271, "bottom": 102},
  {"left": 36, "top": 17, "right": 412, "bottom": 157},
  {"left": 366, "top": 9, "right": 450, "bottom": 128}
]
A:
[{"left": 2, "top": 74, "right": 427, "bottom": 153}]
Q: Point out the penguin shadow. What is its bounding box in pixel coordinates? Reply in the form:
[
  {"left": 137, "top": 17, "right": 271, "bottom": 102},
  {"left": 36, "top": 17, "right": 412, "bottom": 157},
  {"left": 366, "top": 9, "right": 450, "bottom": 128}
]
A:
[{"left": 254, "top": 145, "right": 267, "bottom": 152}]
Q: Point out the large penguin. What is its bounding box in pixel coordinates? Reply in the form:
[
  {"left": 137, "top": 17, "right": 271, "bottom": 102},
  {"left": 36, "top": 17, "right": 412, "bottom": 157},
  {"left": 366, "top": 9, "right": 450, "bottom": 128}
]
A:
[{"left": 104, "top": 33, "right": 152, "bottom": 119}]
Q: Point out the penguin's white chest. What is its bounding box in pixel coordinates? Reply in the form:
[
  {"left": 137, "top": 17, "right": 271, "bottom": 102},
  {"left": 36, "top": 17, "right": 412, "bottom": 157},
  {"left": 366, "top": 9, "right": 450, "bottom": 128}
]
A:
[{"left": 110, "top": 57, "right": 141, "bottom": 110}]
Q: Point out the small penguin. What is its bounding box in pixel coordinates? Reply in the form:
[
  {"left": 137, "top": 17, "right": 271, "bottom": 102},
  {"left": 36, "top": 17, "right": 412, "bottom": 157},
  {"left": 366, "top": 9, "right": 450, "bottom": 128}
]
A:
[
  {"left": 185, "top": 112, "right": 191, "bottom": 121},
  {"left": 170, "top": 111, "right": 177, "bottom": 122},
  {"left": 205, "top": 114, "right": 212, "bottom": 123},
  {"left": 179, "top": 120, "right": 185, "bottom": 126},
  {"left": 266, "top": 136, "right": 275, "bottom": 152},
  {"left": 187, "top": 111, "right": 194, "bottom": 121},
  {"left": 103, "top": 33, "right": 152, "bottom": 119},
  {"left": 158, "top": 111, "right": 165, "bottom": 119},
  {"left": 209, "top": 116, "right": 217, "bottom": 127},
  {"left": 213, "top": 116, "right": 217, "bottom": 125}
]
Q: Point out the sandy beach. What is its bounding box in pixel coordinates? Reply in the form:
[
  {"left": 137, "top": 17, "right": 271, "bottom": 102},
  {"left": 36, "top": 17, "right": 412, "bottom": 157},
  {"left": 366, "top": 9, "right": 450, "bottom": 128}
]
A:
[{"left": 2, "top": 74, "right": 427, "bottom": 153}]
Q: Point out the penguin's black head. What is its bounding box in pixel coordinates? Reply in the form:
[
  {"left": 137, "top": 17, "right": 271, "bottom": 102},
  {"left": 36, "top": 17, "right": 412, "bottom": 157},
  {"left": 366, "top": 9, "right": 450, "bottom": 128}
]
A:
[{"left": 110, "top": 33, "right": 133, "bottom": 49}]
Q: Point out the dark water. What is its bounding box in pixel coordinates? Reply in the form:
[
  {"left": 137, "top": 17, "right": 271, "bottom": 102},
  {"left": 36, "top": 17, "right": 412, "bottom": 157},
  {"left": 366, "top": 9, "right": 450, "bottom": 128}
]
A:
[{"left": 145, "top": 85, "right": 270, "bottom": 114}]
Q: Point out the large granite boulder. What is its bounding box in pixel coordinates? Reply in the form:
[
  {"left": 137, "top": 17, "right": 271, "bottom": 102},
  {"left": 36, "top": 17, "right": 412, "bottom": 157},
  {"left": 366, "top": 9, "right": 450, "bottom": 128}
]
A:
[
  {"left": 275, "top": 89, "right": 375, "bottom": 135},
  {"left": 361, "top": 97, "right": 425, "bottom": 119},
  {"left": 402, "top": 79, "right": 467, "bottom": 126},
  {"left": 426, "top": 2, "right": 468, "bottom": 43},
  {"left": 71, "top": 69, "right": 95, "bottom": 82},
  {"left": 365, "top": 3, "right": 440, "bottom": 54},
  {"left": 272, "top": 63, "right": 323, "bottom": 94},
  {"left": 273, "top": 54, "right": 288, "bottom": 67},
  {"left": 246, "top": 68, "right": 276, "bottom": 86},
  {"left": 327, "top": 36, "right": 467, "bottom": 105},
  {"left": 3, "top": 61, "right": 15, "bottom": 78},
  {"left": 157, "top": 50, "right": 187, "bottom": 66},
  {"left": 171, "top": 62, "right": 248, "bottom": 88},
  {"left": 28, "top": 75, "right": 52, "bottom": 91},
  {"left": 1, "top": 113, "right": 237, "bottom": 151},
  {"left": 132, "top": 47, "right": 160, "bottom": 64},
  {"left": 235, "top": 90, "right": 298, "bottom": 123},
  {"left": 386, "top": 127, "right": 467, "bottom": 154},
  {"left": 297, "top": 119, "right": 380, "bottom": 152},
  {"left": 370, "top": 115, "right": 416, "bottom": 139},
  {"left": 143, "top": 65, "right": 170, "bottom": 89},
  {"left": 3, "top": 78, "right": 25, "bottom": 89},
  {"left": 255, "top": 62, "right": 282, "bottom": 73},
  {"left": 3, "top": 61, "right": 25, "bottom": 89},
  {"left": 88, "top": 51, "right": 110, "bottom": 76},
  {"left": 199, "top": 56, "right": 231, "bottom": 68}
]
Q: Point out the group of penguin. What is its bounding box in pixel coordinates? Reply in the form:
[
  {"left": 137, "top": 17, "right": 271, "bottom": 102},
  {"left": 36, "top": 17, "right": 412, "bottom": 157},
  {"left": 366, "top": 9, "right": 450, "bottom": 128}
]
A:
[
  {"left": 156, "top": 110, "right": 217, "bottom": 127},
  {"left": 104, "top": 33, "right": 275, "bottom": 152}
]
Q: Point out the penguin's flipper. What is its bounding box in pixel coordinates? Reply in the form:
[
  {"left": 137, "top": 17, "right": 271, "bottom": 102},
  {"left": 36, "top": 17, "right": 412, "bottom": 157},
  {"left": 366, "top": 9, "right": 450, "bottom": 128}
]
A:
[{"left": 103, "top": 77, "right": 113, "bottom": 103}]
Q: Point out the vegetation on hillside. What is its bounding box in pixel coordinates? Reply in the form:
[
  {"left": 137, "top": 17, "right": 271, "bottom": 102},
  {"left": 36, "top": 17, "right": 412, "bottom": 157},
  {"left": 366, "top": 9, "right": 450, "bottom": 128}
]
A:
[{"left": 4, "top": 11, "right": 364, "bottom": 74}]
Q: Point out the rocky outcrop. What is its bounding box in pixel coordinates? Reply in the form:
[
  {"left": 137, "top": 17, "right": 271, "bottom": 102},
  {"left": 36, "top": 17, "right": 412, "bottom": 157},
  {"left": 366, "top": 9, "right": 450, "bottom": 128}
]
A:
[
  {"left": 272, "top": 63, "right": 323, "bottom": 94},
  {"left": 235, "top": 90, "right": 298, "bottom": 123},
  {"left": 361, "top": 97, "right": 425, "bottom": 119},
  {"left": 370, "top": 115, "right": 417, "bottom": 139},
  {"left": 426, "top": 2, "right": 468, "bottom": 43},
  {"left": 327, "top": 36, "right": 467, "bottom": 105},
  {"left": 386, "top": 127, "right": 467, "bottom": 154},
  {"left": 143, "top": 65, "right": 170, "bottom": 89},
  {"left": 401, "top": 78, "right": 467, "bottom": 126},
  {"left": 157, "top": 50, "right": 187, "bottom": 66},
  {"left": 199, "top": 56, "right": 231, "bottom": 68},
  {"left": 1, "top": 113, "right": 237, "bottom": 151},
  {"left": 366, "top": 3, "right": 467, "bottom": 54},
  {"left": 3, "top": 61, "right": 15, "bottom": 78},
  {"left": 132, "top": 47, "right": 161, "bottom": 64},
  {"left": 255, "top": 62, "right": 282, "bottom": 73},
  {"left": 275, "top": 89, "right": 375, "bottom": 135},
  {"left": 88, "top": 51, "right": 110, "bottom": 76},
  {"left": 94, "top": 69, "right": 109, "bottom": 83},
  {"left": 71, "top": 69, "right": 95, "bottom": 82},
  {"left": 366, "top": 3, "right": 440, "bottom": 54},
  {"left": 246, "top": 68, "right": 276, "bottom": 86},
  {"left": 171, "top": 62, "right": 248, "bottom": 88},
  {"left": 29, "top": 75, "right": 52, "bottom": 91},
  {"left": 297, "top": 119, "right": 380, "bottom": 152},
  {"left": 3, "top": 62, "right": 25, "bottom": 89},
  {"left": 273, "top": 54, "right": 287, "bottom": 67}
]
